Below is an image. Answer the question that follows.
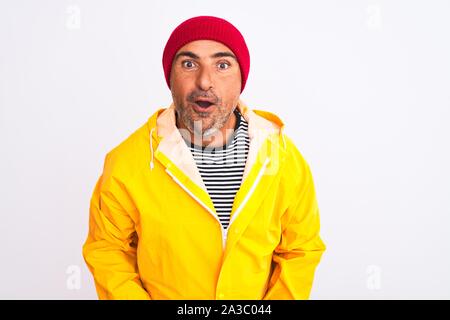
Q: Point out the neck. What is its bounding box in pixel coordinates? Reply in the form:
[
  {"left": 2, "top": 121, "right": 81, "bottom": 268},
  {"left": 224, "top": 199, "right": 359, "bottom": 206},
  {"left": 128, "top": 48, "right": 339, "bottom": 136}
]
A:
[{"left": 177, "top": 110, "right": 237, "bottom": 148}]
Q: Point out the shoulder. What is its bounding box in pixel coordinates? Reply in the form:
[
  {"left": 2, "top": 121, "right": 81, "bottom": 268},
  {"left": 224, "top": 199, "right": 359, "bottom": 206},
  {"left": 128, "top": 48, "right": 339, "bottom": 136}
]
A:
[
  {"left": 102, "top": 120, "right": 151, "bottom": 182},
  {"left": 281, "top": 134, "right": 314, "bottom": 187}
]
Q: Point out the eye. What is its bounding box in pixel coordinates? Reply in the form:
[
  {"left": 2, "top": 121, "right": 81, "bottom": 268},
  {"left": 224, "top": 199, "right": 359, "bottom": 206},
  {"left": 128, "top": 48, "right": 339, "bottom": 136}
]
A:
[
  {"left": 218, "top": 62, "right": 231, "bottom": 70},
  {"left": 182, "top": 60, "right": 196, "bottom": 69}
]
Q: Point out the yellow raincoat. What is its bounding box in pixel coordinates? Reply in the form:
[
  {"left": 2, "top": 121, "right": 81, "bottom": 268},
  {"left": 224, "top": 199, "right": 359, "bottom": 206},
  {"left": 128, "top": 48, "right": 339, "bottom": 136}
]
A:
[{"left": 82, "top": 99, "right": 326, "bottom": 300}]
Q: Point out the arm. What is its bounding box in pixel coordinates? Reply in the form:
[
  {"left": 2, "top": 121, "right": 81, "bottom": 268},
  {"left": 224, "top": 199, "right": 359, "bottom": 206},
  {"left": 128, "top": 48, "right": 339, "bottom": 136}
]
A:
[
  {"left": 263, "top": 160, "right": 326, "bottom": 300},
  {"left": 82, "top": 154, "right": 151, "bottom": 300}
]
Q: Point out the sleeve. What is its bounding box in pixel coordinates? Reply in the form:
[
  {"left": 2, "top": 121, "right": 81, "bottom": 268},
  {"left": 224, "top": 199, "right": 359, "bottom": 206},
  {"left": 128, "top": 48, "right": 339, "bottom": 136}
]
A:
[
  {"left": 263, "top": 157, "right": 326, "bottom": 300},
  {"left": 82, "top": 153, "right": 151, "bottom": 300}
]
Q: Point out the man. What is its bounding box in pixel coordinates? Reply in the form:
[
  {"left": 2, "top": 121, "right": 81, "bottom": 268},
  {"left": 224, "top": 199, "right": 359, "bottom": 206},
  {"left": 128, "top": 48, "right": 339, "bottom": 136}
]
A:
[{"left": 82, "top": 15, "right": 326, "bottom": 300}]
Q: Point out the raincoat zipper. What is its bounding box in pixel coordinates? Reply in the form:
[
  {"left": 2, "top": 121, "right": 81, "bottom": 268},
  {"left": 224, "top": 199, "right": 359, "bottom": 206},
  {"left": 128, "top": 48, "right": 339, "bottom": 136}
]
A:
[
  {"left": 228, "top": 157, "right": 270, "bottom": 228},
  {"left": 165, "top": 168, "right": 226, "bottom": 249},
  {"left": 165, "top": 157, "right": 270, "bottom": 251}
]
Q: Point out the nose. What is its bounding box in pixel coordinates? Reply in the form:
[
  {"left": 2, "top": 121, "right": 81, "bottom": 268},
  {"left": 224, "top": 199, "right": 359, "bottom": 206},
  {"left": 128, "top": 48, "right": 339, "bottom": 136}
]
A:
[{"left": 195, "top": 66, "right": 213, "bottom": 91}]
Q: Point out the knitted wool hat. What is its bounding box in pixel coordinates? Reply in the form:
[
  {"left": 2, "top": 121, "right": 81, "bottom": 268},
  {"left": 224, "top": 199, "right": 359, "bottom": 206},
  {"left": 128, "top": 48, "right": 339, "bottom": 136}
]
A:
[{"left": 162, "top": 16, "right": 250, "bottom": 93}]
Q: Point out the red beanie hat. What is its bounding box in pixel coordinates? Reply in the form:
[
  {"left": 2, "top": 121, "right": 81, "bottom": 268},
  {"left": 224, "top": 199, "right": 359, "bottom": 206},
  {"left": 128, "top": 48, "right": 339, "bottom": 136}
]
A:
[{"left": 162, "top": 16, "right": 250, "bottom": 93}]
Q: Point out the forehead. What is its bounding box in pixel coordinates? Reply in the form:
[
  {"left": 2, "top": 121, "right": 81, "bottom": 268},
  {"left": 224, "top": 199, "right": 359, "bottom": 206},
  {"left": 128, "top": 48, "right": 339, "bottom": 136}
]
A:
[{"left": 176, "top": 40, "right": 234, "bottom": 57}]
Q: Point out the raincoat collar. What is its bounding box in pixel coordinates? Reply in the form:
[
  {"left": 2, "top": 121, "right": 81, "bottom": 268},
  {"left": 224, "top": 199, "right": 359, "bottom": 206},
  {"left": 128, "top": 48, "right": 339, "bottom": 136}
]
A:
[{"left": 147, "top": 98, "right": 286, "bottom": 193}]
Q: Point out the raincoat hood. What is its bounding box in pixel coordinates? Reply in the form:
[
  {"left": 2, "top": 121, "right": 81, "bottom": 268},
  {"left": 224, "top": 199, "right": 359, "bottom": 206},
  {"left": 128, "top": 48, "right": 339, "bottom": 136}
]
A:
[{"left": 148, "top": 99, "right": 286, "bottom": 192}]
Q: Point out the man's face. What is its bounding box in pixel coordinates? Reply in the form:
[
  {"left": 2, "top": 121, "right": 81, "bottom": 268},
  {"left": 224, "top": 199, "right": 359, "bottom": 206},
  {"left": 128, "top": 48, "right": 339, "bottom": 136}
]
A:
[{"left": 170, "top": 40, "right": 242, "bottom": 138}]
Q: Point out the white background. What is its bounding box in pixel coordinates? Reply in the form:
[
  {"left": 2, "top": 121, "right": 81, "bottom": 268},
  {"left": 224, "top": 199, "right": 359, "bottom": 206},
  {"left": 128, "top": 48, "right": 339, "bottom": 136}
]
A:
[{"left": 1, "top": 0, "right": 449, "bottom": 299}]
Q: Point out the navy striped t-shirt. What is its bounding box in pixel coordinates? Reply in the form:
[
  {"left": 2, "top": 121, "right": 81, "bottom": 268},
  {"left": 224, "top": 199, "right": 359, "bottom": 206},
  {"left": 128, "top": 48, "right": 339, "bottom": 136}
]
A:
[{"left": 185, "top": 109, "right": 250, "bottom": 229}]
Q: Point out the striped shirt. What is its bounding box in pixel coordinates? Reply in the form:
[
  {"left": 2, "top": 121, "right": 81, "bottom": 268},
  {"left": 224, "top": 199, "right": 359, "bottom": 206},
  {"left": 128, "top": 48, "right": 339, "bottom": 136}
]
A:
[{"left": 185, "top": 109, "right": 250, "bottom": 229}]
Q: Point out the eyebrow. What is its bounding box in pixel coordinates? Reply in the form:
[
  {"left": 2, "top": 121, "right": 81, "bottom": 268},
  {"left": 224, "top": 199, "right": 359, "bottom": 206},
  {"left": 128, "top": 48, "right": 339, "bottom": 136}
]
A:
[{"left": 174, "top": 51, "right": 237, "bottom": 62}]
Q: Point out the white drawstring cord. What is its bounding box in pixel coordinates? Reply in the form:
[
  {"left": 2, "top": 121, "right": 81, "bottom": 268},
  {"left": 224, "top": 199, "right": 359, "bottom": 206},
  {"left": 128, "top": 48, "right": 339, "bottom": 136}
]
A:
[{"left": 150, "top": 127, "right": 155, "bottom": 170}]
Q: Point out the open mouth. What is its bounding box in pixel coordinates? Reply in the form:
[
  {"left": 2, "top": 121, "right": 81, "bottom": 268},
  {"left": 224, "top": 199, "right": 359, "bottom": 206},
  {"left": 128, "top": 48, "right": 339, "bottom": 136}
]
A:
[
  {"left": 195, "top": 100, "right": 214, "bottom": 108},
  {"left": 192, "top": 99, "right": 216, "bottom": 113}
]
